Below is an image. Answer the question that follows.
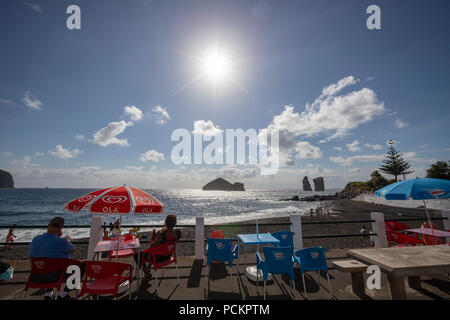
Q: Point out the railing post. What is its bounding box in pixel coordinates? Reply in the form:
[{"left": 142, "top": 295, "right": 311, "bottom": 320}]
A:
[
  {"left": 370, "top": 212, "right": 387, "bottom": 248},
  {"left": 87, "top": 216, "right": 104, "bottom": 260},
  {"left": 441, "top": 211, "right": 450, "bottom": 242},
  {"left": 290, "top": 215, "right": 303, "bottom": 251},
  {"left": 195, "top": 217, "right": 204, "bottom": 260}
]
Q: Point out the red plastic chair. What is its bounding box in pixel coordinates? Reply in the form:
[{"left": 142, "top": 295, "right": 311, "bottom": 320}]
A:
[
  {"left": 421, "top": 222, "right": 442, "bottom": 245},
  {"left": 386, "top": 230, "right": 424, "bottom": 247},
  {"left": 108, "top": 235, "right": 137, "bottom": 261},
  {"left": 80, "top": 261, "right": 133, "bottom": 300},
  {"left": 141, "top": 241, "right": 178, "bottom": 294},
  {"left": 385, "top": 221, "right": 411, "bottom": 232},
  {"left": 210, "top": 230, "right": 225, "bottom": 239},
  {"left": 22, "top": 257, "right": 80, "bottom": 300}
]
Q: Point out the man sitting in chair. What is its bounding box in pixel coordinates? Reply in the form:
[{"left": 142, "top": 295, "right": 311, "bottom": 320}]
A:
[
  {"left": 133, "top": 214, "right": 181, "bottom": 280},
  {"left": 29, "top": 217, "right": 80, "bottom": 300}
]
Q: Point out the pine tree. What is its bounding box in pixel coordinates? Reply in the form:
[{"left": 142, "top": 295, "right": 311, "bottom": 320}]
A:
[{"left": 378, "top": 140, "right": 414, "bottom": 181}]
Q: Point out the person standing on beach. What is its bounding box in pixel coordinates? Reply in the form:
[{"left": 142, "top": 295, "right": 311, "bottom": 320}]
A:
[
  {"left": 309, "top": 208, "right": 314, "bottom": 220},
  {"left": 360, "top": 225, "right": 367, "bottom": 247},
  {"left": 5, "top": 225, "right": 17, "bottom": 249},
  {"left": 29, "top": 217, "right": 80, "bottom": 300}
]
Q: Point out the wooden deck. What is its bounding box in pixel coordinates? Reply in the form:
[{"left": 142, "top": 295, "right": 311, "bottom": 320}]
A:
[{"left": 1, "top": 249, "right": 449, "bottom": 300}]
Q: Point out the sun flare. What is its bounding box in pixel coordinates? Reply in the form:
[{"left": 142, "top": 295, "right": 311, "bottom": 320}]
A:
[{"left": 201, "top": 48, "right": 231, "bottom": 81}]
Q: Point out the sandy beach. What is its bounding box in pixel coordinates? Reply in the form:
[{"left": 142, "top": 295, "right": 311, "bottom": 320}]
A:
[{"left": 0, "top": 199, "right": 444, "bottom": 261}]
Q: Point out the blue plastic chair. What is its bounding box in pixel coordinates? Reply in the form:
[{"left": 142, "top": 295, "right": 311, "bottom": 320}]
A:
[
  {"left": 294, "top": 247, "right": 332, "bottom": 298},
  {"left": 271, "top": 231, "right": 295, "bottom": 248},
  {"left": 205, "top": 238, "right": 238, "bottom": 297},
  {"left": 256, "top": 246, "right": 296, "bottom": 300}
]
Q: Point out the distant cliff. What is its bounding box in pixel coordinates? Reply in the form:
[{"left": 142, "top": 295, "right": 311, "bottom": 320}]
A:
[
  {"left": 0, "top": 169, "right": 14, "bottom": 189},
  {"left": 202, "top": 178, "right": 245, "bottom": 191}
]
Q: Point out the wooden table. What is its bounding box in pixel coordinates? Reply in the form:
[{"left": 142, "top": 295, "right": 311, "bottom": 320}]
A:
[{"left": 348, "top": 245, "right": 450, "bottom": 300}]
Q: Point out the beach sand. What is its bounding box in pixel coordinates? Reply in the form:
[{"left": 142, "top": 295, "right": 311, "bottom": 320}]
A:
[{"left": 0, "top": 199, "right": 444, "bottom": 261}]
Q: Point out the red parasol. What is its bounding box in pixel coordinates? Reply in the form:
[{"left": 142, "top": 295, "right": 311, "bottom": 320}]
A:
[
  {"left": 63, "top": 185, "right": 165, "bottom": 265},
  {"left": 63, "top": 185, "right": 164, "bottom": 215}
]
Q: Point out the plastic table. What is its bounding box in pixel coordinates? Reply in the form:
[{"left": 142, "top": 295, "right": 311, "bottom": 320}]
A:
[
  {"left": 237, "top": 233, "right": 280, "bottom": 280},
  {"left": 93, "top": 236, "right": 141, "bottom": 298}
]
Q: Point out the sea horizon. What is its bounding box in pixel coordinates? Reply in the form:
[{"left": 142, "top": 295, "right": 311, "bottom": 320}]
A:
[{"left": 0, "top": 188, "right": 340, "bottom": 241}]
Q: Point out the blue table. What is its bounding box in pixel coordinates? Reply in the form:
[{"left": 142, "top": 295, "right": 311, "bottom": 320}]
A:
[{"left": 237, "top": 233, "right": 280, "bottom": 272}]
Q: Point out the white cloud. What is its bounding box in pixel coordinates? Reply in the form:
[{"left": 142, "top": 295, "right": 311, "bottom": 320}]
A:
[
  {"left": 294, "top": 141, "right": 323, "bottom": 159},
  {"left": 349, "top": 168, "right": 360, "bottom": 173},
  {"left": 402, "top": 151, "right": 432, "bottom": 164},
  {"left": 151, "top": 106, "right": 170, "bottom": 125},
  {"left": 0, "top": 99, "right": 14, "bottom": 106},
  {"left": 318, "top": 131, "right": 349, "bottom": 143},
  {"left": 92, "top": 121, "right": 133, "bottom": 147},
  {"left": 364, "top": 143, "right": 383, "bottom": 150},
  {"left": 140, "top": 150, "right": 165, "bottom": 162},
  {"left": 11, "top": 155, "right": 40, "bottom": 169},
  {"left": 395, "top": 118, "right": 409, "bottom": 128},
  {"left": 124, "top": 106, "right": 143, "bottom": 122},
  {"left": 125, "top": 166, "right": 143, "bottom": 171},
  {"left": 346, "top": 140, "right": 360, "bottom": 152},
  {"left": 25, "top": 2, "right": 42, "bottom": 13},
  {"left": 34, "top": 152, "right": 44, "bottom": 157},
  {"left": 320, "top": 75, "right": 358, "bottom": 97},
  {"left": 74, "top": 134, "right": 85, "bottom": 141},
  {"left": 330, "top": 154, "right": 385, "bottom": 166},
  {"left": 22, "top": 91, "right": 43, "bottom": 110},
  {"left": 49, "top": 145, "right": 82, "bottom": 159},
  {"left": 218, "top": 165, "right": 258, "bottom": 179},
  {"left": 332, "top": 147, "right": 342, "bottom": 152},
  {"left": 192, "top": 120, "right": 223, "bottom": 137},
  {"left": 258, "top": 76, "right": 385, "bottom": 168},
  {"left": 0, "top": 152, "right": 13, "bottom": 157},
  {"left": 264, "top": 78, "right": 385, "bottom": 141}
]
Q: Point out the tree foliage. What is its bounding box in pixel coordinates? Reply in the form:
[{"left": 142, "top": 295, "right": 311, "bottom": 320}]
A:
[
  {"left": 344, "top": 171, "right": 392, "bottom": 193},
  {"left": 426, "top": 161, "right": 450, "bottom": 180},
  {"left": 367, "top": 170, "right": 390, "bottom": 190},
  {"left": 378, "top": 141, "right": 414, "bottom": 181}
]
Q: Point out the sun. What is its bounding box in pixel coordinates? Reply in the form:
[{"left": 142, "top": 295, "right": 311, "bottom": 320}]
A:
[{"left": 201, "top": 47, "right": 231, "bottom": 81}]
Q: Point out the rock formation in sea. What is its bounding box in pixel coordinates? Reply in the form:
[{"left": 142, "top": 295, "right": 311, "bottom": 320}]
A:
[
  {"left": 0, "top": 169, "right": 14, "bottom": 189},
  {"left": 302, "top": 176, "right": 312, "bottom": 191},
  {"left": 202, "top": 177, "right": 245, "bottom": 191},
  {"left": 313, "top": 177, "right": 325, "bottom": 192}
]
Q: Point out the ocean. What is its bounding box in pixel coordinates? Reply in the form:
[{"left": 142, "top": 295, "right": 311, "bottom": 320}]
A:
[{"left": 0, "top": 188, "right": 338, "bottom": 241}]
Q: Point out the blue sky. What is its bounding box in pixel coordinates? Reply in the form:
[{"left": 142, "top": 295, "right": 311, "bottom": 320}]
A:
[{"left": 0, "top": 0, "right": 449, "bottom": 189}]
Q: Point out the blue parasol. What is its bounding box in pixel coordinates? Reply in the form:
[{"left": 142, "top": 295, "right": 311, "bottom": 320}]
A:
[{"left": 376, "top": 178, "right": 450, "bottom": 234}]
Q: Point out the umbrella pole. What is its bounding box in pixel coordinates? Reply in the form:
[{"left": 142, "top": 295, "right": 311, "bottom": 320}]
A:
[
  {"left": 423, "top": 199, "right": 435, "bottom": 238},
  {"left": 116, "top": 216, "right": 122, "bottom": 262}
]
